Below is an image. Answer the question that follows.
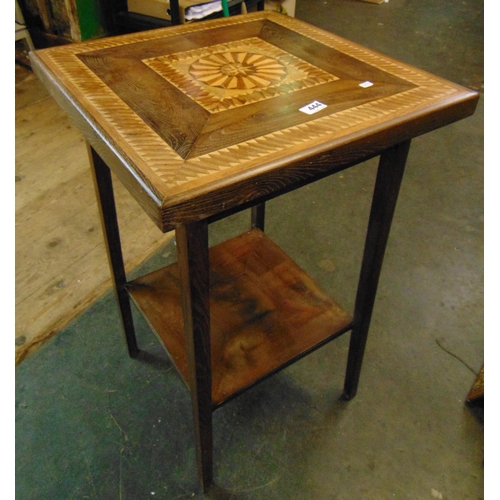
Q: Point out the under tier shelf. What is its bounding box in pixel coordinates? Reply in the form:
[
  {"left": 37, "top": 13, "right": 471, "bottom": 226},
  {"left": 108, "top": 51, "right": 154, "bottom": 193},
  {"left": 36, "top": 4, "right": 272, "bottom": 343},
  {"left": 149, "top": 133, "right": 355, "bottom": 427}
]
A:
[{"left": 126, "top": 229, "right": 352, "bottom": 407}]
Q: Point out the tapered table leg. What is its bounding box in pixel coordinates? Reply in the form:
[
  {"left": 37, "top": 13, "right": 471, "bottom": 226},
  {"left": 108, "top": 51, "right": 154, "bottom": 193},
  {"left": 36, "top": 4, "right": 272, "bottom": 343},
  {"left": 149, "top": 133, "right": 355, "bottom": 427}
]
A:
[
  {"left": 343, "top": 140, "right": 411, "bottom": 400},
  {"left": 88, "top": 143, "right": 139, "bottom": 357},
  {"left": 176, "top": 221, "right": 213, "bottom": 492},
  {"left": 251, "top": 203, "right": 266, "bottom": 231}
]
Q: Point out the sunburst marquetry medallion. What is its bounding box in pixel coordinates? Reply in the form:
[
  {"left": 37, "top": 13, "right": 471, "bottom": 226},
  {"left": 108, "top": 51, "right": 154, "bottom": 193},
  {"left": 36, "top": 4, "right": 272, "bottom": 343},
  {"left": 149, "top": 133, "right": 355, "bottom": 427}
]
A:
[{"left": 188, "top": 51, "right": 287, "bottom": 90}]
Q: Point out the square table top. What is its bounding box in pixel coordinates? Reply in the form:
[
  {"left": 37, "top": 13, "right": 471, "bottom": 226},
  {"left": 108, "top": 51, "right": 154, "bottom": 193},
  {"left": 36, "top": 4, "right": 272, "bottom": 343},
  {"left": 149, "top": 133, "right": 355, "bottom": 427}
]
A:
[{"left": 30, "top": 11, "right": 478, "bottom": 232}]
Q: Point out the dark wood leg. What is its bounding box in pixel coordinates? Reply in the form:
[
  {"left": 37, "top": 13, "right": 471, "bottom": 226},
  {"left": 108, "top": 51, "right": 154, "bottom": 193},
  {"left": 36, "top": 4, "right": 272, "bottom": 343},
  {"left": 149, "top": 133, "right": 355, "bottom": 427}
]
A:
[
  {"left": 87, "top": 143, "right": 139, "bottom": 358},
  {"left": 176, "top": 221, "right": 213, "bottom": 492},
  {"left": 251, "top": 203, "right": 266, "bottom": 231},
  {"left": 169, "top": 0, "right": 181, "bottom": 25},
  {"left": 343, "top": 140, "right": 411, "bottom": 400}
]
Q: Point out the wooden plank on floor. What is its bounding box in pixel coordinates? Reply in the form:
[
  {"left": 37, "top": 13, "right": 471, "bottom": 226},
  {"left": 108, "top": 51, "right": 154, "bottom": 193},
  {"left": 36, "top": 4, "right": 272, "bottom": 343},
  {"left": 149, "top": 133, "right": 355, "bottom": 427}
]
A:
[{"left": 15, "top": 65, "right": 173, "bottom": 364}]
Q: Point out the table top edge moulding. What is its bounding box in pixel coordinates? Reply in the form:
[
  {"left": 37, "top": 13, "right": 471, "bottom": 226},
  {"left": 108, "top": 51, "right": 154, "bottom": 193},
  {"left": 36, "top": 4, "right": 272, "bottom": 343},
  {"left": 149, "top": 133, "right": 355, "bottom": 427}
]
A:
[{"left": 30, "top": 11, "right": 479, "bottom": 232}]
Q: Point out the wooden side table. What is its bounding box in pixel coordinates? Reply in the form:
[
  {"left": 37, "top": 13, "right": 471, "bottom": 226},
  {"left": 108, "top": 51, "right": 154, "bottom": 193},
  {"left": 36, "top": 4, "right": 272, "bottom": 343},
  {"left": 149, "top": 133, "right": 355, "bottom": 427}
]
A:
[{"left": 30, "top": 12, "right": 478, "bottom": 491}]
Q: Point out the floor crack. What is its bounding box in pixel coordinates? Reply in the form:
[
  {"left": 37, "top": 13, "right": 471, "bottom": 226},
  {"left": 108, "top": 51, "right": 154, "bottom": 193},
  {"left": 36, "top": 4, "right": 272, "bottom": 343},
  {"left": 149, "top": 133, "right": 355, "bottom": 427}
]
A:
[{"left": 435, "top": 338, "right": 477, "bottom": 375}]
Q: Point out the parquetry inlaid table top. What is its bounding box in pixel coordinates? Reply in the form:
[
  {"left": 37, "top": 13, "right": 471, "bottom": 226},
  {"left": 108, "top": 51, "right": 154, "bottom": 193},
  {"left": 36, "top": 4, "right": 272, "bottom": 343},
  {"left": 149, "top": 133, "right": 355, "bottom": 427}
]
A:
[{"left": 30, "top": 11, "right": 478, "bottom": 232}]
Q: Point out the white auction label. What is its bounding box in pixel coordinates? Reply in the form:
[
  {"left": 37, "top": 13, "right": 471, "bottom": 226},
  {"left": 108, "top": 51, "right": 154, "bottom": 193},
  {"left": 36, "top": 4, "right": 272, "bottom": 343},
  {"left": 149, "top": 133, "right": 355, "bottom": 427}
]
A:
[{"left": 299, "top": 101, "right": 327, "bottom": 115}]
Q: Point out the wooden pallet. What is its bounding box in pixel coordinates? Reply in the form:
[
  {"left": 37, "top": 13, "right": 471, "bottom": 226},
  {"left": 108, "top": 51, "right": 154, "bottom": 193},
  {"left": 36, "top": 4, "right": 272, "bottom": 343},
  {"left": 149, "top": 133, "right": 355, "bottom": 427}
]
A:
[{"left": 15, "top": 65, "right": 173, "bottom": 364}]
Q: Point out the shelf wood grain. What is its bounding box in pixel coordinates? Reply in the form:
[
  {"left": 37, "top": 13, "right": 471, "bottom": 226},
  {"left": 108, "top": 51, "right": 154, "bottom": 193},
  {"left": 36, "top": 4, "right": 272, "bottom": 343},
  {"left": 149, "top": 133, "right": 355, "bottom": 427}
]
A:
[{"left": 126, "top": 229, "right": 352, "bottom": 407}]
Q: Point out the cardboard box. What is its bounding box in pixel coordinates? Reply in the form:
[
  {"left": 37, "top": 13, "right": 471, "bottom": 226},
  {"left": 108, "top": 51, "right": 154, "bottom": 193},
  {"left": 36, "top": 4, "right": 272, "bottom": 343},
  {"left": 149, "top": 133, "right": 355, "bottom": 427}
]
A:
[
  {"left": 264, "top": 0, "right": 296, "bottom": 17},
  {"left": 127, "top": 0, "right": 297, "bottom": 24},
  {"left": 127, "top": 0, "right": 172, "bottom": 21},
  {"left": 126, "top": 0, "right": 226, "bottom": 23}
]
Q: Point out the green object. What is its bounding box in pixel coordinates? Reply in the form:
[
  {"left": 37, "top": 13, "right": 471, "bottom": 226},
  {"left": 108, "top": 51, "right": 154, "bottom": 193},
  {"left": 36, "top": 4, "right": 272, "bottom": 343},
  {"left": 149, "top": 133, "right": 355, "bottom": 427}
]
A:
[
  {"left": 75, "top": 0, "right": 104, "bottom": 40},
  {"left": 222, "top": 0, "right": 230, "bottom": 16}
]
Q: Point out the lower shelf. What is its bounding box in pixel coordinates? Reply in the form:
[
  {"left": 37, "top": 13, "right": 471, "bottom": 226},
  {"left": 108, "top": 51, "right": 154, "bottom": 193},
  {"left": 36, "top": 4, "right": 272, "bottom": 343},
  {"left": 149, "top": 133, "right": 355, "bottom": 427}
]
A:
[{"left": 126, "top": 229, "right": 352, "bottom": 407}]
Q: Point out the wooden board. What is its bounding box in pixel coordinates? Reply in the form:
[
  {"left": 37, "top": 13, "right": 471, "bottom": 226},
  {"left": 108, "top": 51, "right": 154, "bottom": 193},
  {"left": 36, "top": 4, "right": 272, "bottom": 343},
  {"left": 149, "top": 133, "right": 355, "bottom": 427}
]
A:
[
  {"left": 466, "top": 365, "right": 484, "bottom": 404},
  {"left": 15, "top": 65, "right": 173, "bottom": 364},
  {"left": 126, "top": 229, "right": 352, "bottom": 406}
]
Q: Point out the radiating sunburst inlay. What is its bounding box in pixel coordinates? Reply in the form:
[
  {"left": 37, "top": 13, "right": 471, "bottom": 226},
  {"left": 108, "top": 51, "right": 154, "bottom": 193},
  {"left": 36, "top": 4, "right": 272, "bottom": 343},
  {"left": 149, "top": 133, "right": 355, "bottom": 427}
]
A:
[{"left": 188, "top": 52, "right": 287, "bottom": 90}]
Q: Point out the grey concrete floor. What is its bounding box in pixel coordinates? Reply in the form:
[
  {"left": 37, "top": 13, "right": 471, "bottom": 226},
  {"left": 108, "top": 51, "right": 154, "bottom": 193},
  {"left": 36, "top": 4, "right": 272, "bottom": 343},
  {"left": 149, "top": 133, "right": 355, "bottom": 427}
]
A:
[{"left": 16, "top": 0, "right": 484, "bottom": 499}]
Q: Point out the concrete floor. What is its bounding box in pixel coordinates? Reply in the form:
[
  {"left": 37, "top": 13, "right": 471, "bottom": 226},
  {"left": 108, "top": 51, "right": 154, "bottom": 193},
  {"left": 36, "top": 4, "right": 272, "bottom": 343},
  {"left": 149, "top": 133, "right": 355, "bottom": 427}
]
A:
[{"left": 16, "top": 0, "right": 484, "bottom": 498}]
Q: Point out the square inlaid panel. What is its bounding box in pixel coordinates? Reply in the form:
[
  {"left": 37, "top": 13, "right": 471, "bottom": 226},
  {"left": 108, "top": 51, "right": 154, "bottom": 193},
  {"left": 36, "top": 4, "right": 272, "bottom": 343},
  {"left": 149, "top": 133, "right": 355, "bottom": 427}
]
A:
[
  {"left": 31, "top": 12, "right": 477, "bottom": 229},
  {"left": 143, "top": 37, "right": 338, "bottom": 114}
]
